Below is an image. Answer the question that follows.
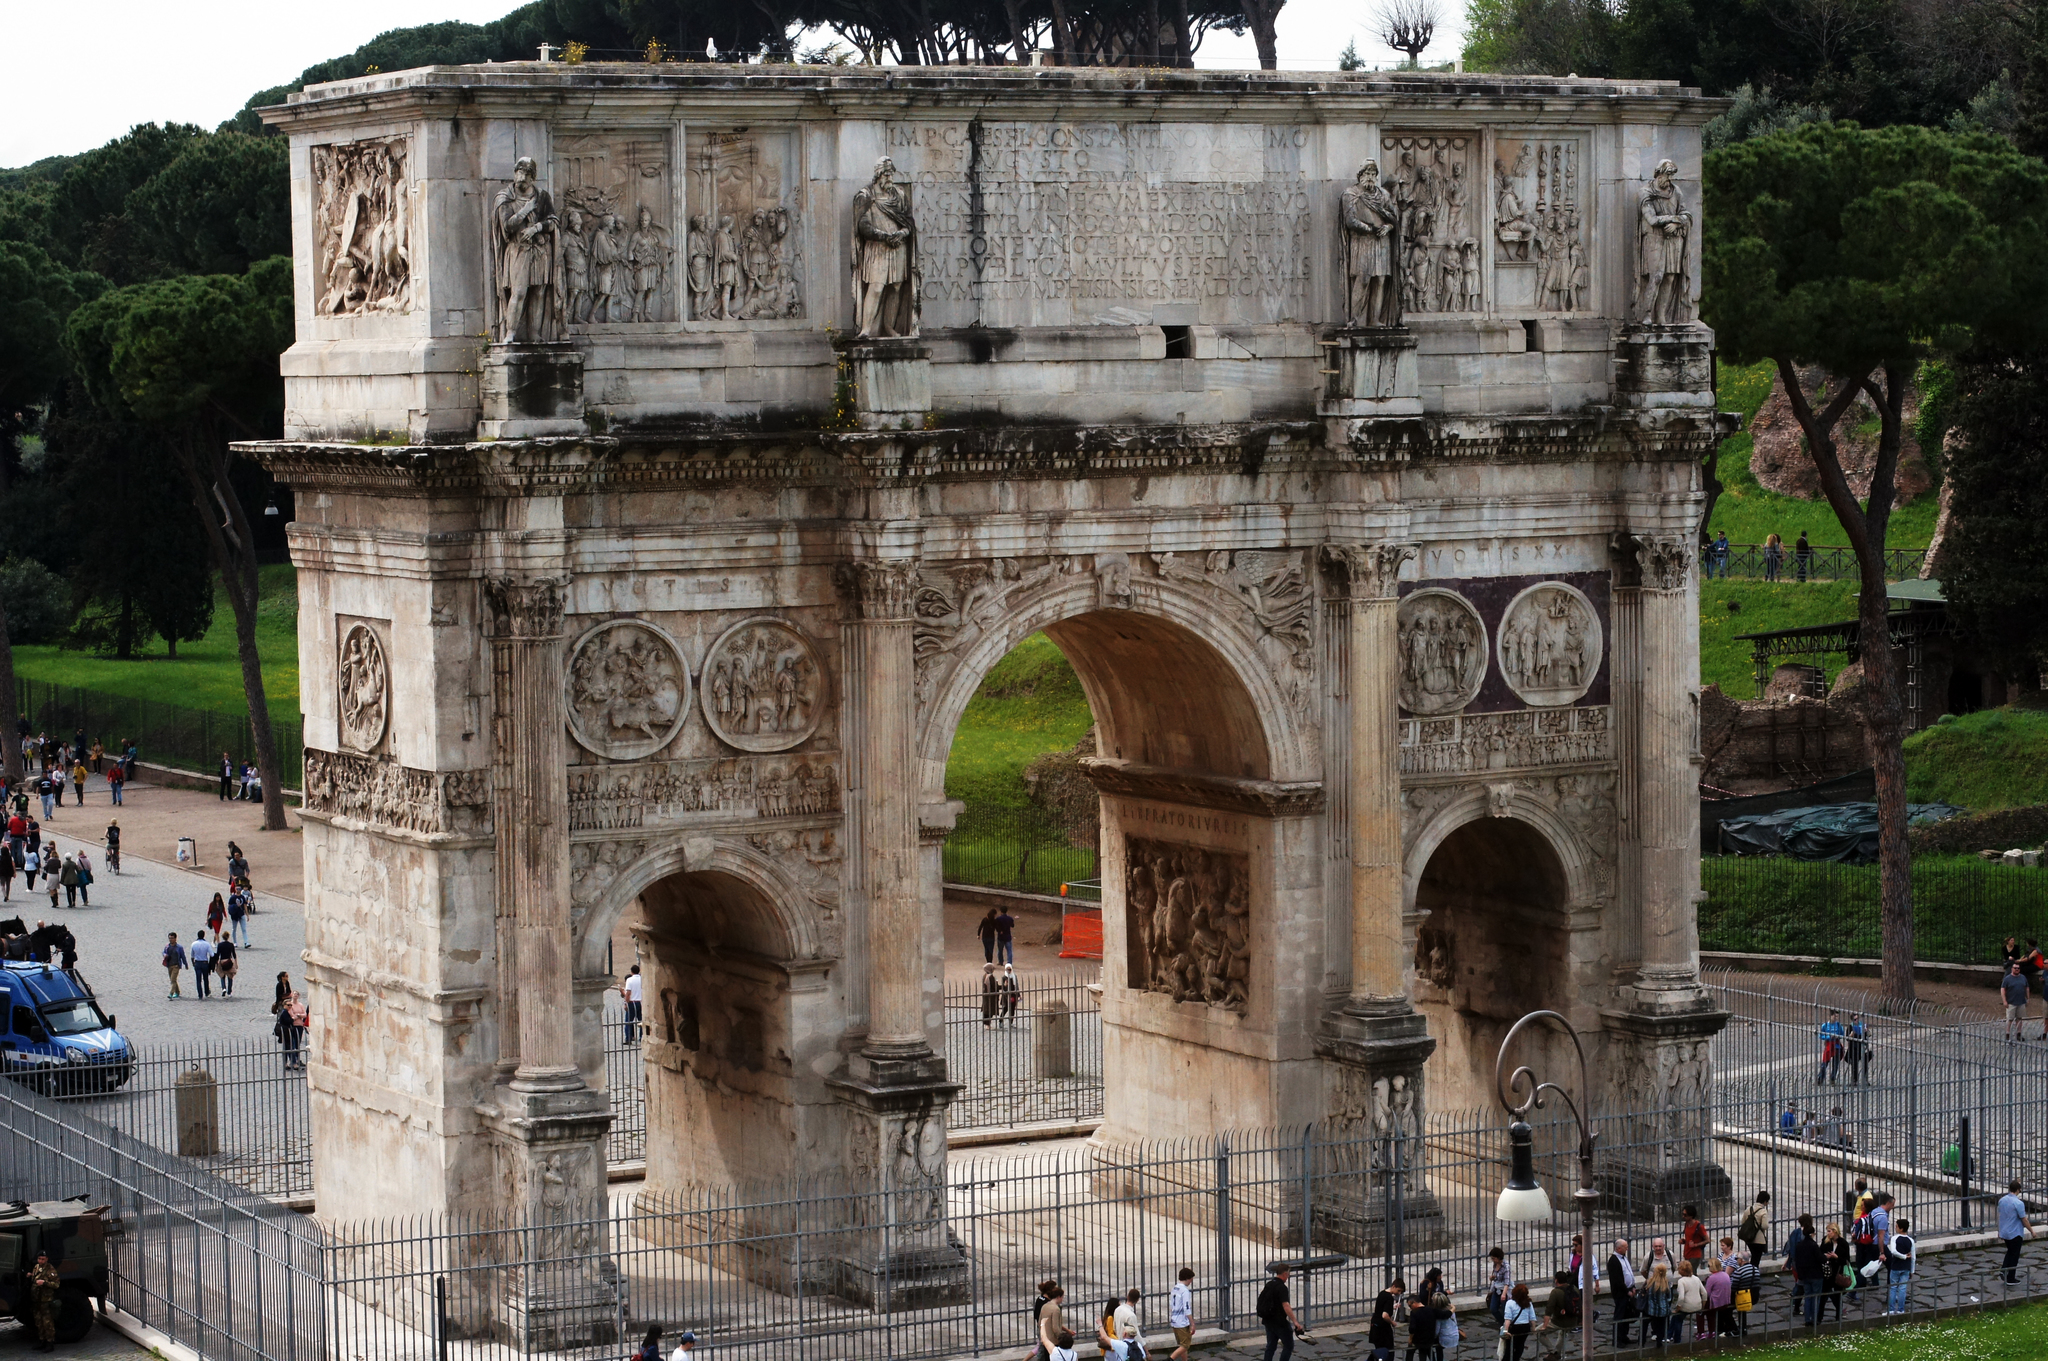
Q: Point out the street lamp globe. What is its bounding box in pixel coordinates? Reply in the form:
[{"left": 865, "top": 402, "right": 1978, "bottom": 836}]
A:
[{"left": 1495, "top": 1119, "right": 1552, "bottom": 1222}]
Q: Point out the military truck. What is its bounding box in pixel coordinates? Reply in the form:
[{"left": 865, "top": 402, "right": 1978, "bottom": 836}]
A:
[{"left": 0, "top": 1198, "right": 107, "bottom": 1343}]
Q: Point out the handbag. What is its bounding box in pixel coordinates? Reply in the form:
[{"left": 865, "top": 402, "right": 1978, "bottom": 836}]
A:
[{"left": 1733, "top": 1289, "right": 1752, "bottom": 1313}]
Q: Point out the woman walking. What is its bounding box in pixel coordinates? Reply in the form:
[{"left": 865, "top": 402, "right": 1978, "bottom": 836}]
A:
[
  {"left": 214, "top": 932, "right": 238, "bottom": 997},
  {"left": 1499, "top": 1284, "right": 1536, "bottom": 1361},
  {"left": 207, "top": 893, "right": 226, "bottom": 938}
]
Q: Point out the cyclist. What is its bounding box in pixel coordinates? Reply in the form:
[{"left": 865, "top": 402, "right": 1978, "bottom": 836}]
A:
[{"left": 104, "top": 819, "right": 121, "bottom": 875}]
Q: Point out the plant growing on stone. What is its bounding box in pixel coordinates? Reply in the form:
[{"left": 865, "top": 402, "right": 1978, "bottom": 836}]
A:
[{"left": 1705, "top": 120, "right": 2048, "bottom": 1007}]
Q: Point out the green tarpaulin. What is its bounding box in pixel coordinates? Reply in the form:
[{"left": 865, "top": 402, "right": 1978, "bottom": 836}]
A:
[{"left": 1716, "top": 802, "right": 1966, "bottom": 864}]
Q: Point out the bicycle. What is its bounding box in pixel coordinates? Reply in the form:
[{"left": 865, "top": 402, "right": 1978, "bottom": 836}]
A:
[{"left": 104, "top": 838, "right": 120, "bottom": 875}]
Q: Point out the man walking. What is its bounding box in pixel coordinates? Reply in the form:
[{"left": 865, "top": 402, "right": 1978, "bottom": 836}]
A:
[
  {"left": 621, "top": 964, "right": 643, "bottom": 1043},
  {"left": 190, "top": 930, "right": 215, "bottom": 999},
  {"left": 1843, "top": 1014, "right": 1869, "bottom": 1083},
  {"left": 2003, "top": 964, "right": 2030, "bottom": 1042},
  {"left": 1367, "top": 1275, "right": 1401, "bottom": 1361},
  {"left": 1998, "top": 1179, "right": 2032, "bottom": 1283},
  {"left": 977, "top": 908, "right": 1001, "bottom": 964},
  {"left": 1737, "top": 1190, "right": 1771, "bottom": 1266},
  {"left": 1788, "top": 1214, "right": 1824, "bottom": 1324},
  {"left": 1168, "top": 1268, "right": 1195, "bottom": 1361},
  {"left": 1816, "top": 1009, "right": 1845, "bottom": 1082},
  {"left": 227, "top": 887, "right": 251, "bottom": 948},
  {"left": 994, "top": 907, "right": 1016, "bottom": 964},
  {"left": 1884, "top": 1218, "right": 1916, "bottom": 1315},
  {"left": 1535, "top": 1268, "right": 1580, "bottom": 1359},
  {"left": 1112, "top": 1287, "right": 1147, "bottom": 1361},
  {"left": 1605, "top": 1240, "right": 1638, "bottom": 1347},
  {"left": 1257, "top": 1264, "right": 1303, "bottom": 1361},
  {"left": 162, "top": 932, "right": 186, "bottom": 1000}
]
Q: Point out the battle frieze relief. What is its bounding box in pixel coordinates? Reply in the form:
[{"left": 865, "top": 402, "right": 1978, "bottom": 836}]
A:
[
  {"left": 303, "top": 748, "right": 490, "bottom": 836},
  {"left": 1399, "top": 705, "right": 1612, "bottom": 777},
  {"left": 1124, "top": 836, "right": 1252, "bottom": 1018},
  {"left": 568, "top": 751, "right": 840, "bottom": 832},
  {"left": 312, "top": 137, "right": 413, "bottom": 317}
]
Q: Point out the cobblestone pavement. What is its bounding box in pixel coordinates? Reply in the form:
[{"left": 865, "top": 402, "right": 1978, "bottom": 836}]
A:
[
  {"left": 39, "top": 837, "right": 305, "bottom": 1052},
  {"left": 0, "top": 1313, "right": 150, "bottom": 1361}
]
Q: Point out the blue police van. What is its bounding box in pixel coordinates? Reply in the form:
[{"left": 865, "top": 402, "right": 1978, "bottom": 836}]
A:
[{"left": 0, "top": 962, "right": 131, "bottom": 1095}]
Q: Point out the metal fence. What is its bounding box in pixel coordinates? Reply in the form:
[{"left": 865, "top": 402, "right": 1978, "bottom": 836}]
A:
[
  {"left": 0, "top": 1060, "right": 325, "bottom": 1361},
  {"left": 17, "top": 678, "right": 305, "bottom": 790},
  {"left": 1700, "top": 853, "right": 2048, "bottom": 965},
  {"left": 319, "top": 1073, "right": 2048, "bottom": 1361},
  {"left": 1701, "top": 543, "right": 1926, "bottom": 582},
  {"left": 943, "top": 970, "right": 1102, "bottom": 1131},
  {"left": 943, "top": 804, "right": 1099, "bottom": 899}
]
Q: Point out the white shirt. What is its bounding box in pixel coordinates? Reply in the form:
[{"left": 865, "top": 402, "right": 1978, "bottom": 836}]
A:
[
  {"left": 189, "top": 940, "right": 214, "bottom": 965},
  {"left": 624, "top": 973, "right": 643, "bottom": 1003},
  {"left": 1113, "top": 1303, "right": 1143, "bottom": 1344},
  {"left": 1613, "top": 1255, "right": 1636, "bottom": 1289},
  {"left": 1169, "top": 1283, "right": 1193, "bottom": 1329},
  {"left": 670, "top": 1347, "right": 693, "bottom": 1361},
  {"left": 1051, "top": 1348, "right": 1077, "bottom": 1361}
]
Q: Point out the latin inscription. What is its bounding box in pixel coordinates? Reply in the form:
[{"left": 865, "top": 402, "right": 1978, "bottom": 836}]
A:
[{"left": 893, "top": 123, "right": 1313, "bottom": 309}]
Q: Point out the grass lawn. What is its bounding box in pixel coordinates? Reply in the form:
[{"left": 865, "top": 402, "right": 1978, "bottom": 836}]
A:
[
  {"left": 10, "top": 565, "right": 300, "bottom": 720},
  {"left": 1904, "top": 703, "right": 2048, "bottom": 811},
  {"left": 943, "top": 633, "right": 1094, "bottom": 808},
  {"left": 1698, "top": 578, "right": 1861, "bottom": 698},
  {"left": 1701, "top": 852, "right": 2039, "bottom": 964},
  {"left": 1726, "top": 1303, "right": 2048, "bottom": 1359}
]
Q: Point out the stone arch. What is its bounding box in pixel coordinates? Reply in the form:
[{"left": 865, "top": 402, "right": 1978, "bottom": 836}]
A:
[
  {"left": 1403, "top": 786, "right": 1601, "bottom": 1116},
  {"left": 571, "top": 833, "right": 831, "bottom": 981},
  {"left": 915, "top": 565, "right": 1320, "bottom": 799}
]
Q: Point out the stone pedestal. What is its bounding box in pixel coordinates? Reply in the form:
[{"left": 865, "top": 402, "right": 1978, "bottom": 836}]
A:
[
  {"left": 1598, "top": 1009, "right": 1733, "bottom": 1217},
  {"left": 480, "top": 344, "right": 585, "bottom": 438},
  {"left": 838, "top": 339, "right": 932, "bottom": 431},
  {"left": 1613, "top": 326, "right": 1714, "bottom": 409},
  {"left": 1319, "top": 328, "right": 1422, "bottom": 442},
  {"left": 825, "top": 1070, "right": 968, "bottom": 1309},
  {"left": 482, "top": 1088, "right": 620, "bottom": 1349}
]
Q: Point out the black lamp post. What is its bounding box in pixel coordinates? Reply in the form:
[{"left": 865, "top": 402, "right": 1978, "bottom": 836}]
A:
[{"left": 1495, "top": 1009, "right": 1597, "bottom": 1361}]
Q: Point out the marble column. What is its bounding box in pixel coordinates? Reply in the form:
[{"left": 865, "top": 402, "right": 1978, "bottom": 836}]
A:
[
  {"left": 481, "top": 575, "right": 616, "bottom": 1347},
  {"left": 829, "top": 559, "right": 965, "bottom": 1309},
  {"left": 1603, "top": 534, "right": 1730, "bottom": 1216}
]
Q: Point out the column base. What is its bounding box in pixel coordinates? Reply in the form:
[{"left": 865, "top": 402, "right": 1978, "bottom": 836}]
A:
[
  {"left": 479, "top": 343, "right": 585, "bottom": 438},
  {"left": 837, "top": 338, "right": 932, "bottom": 431},
  {"left": 1613, "top": 325, "right": 1715, "bottom": 408},
  {"left": 1314, "top": 1003, "right": 1447, "bottom": 1253},
  {"left": 480, "top": 1081, "right": 619, "bottom": 1345},
  {"left": 1600, "top": 1007, "right": 1733, "bottom": 1219},
  {"left": 1319, "top": 326, "right": 1423, "bottom": 434},
  {"left": 826, "top": 1054, "right": 970, "bottom": 1311}
]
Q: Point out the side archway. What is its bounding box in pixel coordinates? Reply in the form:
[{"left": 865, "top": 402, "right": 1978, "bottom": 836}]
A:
[{"left": 1404, "top": 790, "right": 1599, "bottom": 1115}]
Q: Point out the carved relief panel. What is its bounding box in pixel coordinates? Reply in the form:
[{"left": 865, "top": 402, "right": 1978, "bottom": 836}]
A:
[
  {"left": 336, "top": 619, "right": 391, "bottom": 752},
  {"left": 1498, "top": 582, "right": 1604, "bottom": 708},
  {"left": 1124, "top": 836, "right": 1252, "bottom": 1017},
  {"left": 1381, "top": 134, "right": 1481, "bottom": 315},
  {"left": 554, "top": 130, "right": 678, "bottom": 324},
  {"left": 1491, "top": 135, "right": 1588, "bottom": 312},
  {"left": 312, "top": 137, "right": 413, "bottom": 316},
  {"left": 700, "top": 618, "right": 825, "bottom": 753},
  {"left": 1395, "top": 589, "right": 1486, "bottom": 716},
  {"left": 566, "top": 620, "right": 692, "bottom": 761},
  {"left": 685, "top": 129, "right": 805, "bottom": 323}
]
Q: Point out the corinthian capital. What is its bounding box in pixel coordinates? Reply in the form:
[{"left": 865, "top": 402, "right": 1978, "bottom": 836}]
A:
[
  {"left": 484, "top": 575, "right": 568, "bottom": 639},
  {"left": 834, "top": 559, "right": 919, "bottom": 620},
  {"left": 1633, "top": 537, "right": 1693, "bottom": 592},
  {"left": 1320, "top": 542, "right": 1417, "bottom": 600}
]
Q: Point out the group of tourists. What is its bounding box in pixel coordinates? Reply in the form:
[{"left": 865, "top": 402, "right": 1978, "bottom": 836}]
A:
[
  {"left": 15, "top": 723, "right": 136, "bottom": 813},
  {"left": 1025, "top": 1270, "right": 1209, "bottom": 1361},
  {"left": 1757, "top": 531, "right": 1815, "bottom": 582},
  {"left": 216, "top": 751, "right": 265, "bottom": 803},
  {"left": 0, "top": 799, "right": 105, "bottom": 911}
]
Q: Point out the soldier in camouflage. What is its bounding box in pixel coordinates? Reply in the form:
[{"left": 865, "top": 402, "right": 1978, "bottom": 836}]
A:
[{"left": 26, "top": 1251, "right": 58, "bottom": 1350}]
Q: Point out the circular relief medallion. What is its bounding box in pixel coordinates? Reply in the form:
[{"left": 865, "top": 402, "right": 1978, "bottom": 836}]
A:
[
  {"left": 336, "top": 622, "right": 390, "bottom": 752},
  {"left": 700, "top": 617, "right": 825, "bottom": 753},
  {"left": 565, "top": 619, "right": 692, "bottom": 761},
  {"left": 1396, "top": 589, "right": 1488, "bottom": 715},
  {"left": 1498, "top": 581, "right": 1604, "bottom": 708}
]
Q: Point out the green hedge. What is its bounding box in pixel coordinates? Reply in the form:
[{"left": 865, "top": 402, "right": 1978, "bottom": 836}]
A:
[{"left": 1700, "top": 854, "right": 2048, "bottom": 965}]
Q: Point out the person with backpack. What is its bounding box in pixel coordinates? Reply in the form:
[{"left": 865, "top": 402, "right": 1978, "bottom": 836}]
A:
[
  {"left": 1534, "top": 1270, "right": 1576, "bottom": 1359},
  {"left": 1849, "top": 1190, "right": 1884, "bottom": 1297},
  {"left": 1256, "top": 1264, "right": 1303, "bottom": 1361},
  {"left": 162, "top": 932, "right": 187, "bottom": 1000},
  {"left": 227, "top": 887, "right": 251, "bottom": 948},
  {"left": 1883, "top": 1218, "right": 1916, "bottom": 1315}
]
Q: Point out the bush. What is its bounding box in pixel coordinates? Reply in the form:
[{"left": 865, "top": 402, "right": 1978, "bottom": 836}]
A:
[
  {"left": 1700, "top": 854, "right": 2048, "bottom": 966},
  {"left": 1910, "top": 803, "right": 2048, "bottom": 855},
  {"left": 0, "top": 556, "right": 70, "bottom": 645}
]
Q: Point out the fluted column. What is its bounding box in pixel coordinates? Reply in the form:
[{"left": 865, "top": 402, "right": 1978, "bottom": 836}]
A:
[
  {"left": 1629, "top": 537, "right": 1706, "bottom": 999},
  {"left": 834, "top": 560, "right": 933, "bottom": 1067},
  {"left": 486, "top": 575, "right": 580, "bottom": 1090},
  {"left": 1325, "top": 542, "right": 1418, "bottom": 1012}
]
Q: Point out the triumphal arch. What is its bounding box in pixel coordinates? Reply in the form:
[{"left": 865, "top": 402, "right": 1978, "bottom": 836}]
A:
[{"left": 252, "top": 65, "right": 1733, "bottom": 1262}]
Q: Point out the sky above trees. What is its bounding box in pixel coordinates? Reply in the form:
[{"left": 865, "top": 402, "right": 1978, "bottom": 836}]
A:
[{"left": 3, "top": 0, "right": 1461, "bottom": 166}]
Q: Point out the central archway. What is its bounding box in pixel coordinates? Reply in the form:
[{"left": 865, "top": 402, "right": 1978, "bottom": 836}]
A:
[{"left": 919, "top": 562, "right": 1326, "bottom": 1143}]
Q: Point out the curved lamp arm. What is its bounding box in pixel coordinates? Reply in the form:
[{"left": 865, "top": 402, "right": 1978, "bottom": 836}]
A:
[{"left": 1495, "top": 1008, "right": 1597, "bottom": 1155}]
